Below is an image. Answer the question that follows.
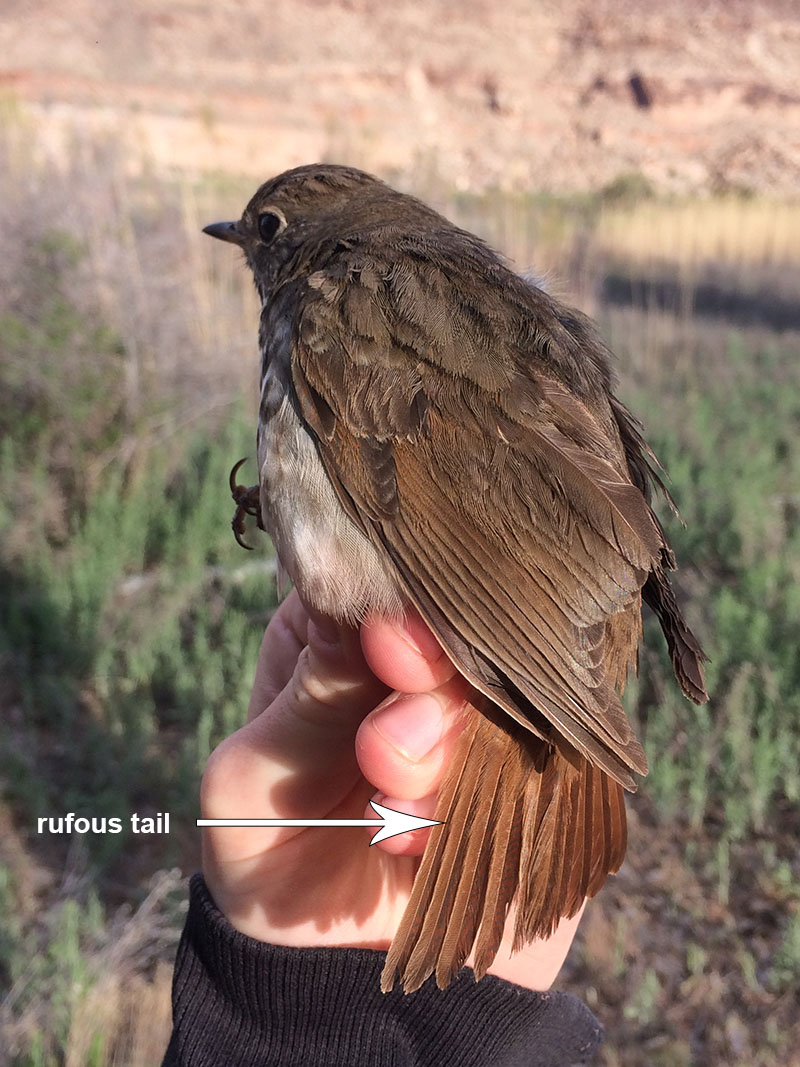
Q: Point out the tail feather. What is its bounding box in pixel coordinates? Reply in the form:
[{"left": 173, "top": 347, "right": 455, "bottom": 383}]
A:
[
  {"left": 471, "top": 748, "right": 524, "bottom": 978},
  {"left": 562, "top": 754, "right": 589, "bottom": 910},
  {"left": 395, "top": 737, "right": 477, "bottom": 992},
  {"left": 435, "top": 739, "right": 505, "bottom": 985},
  {"left": 380, "top": 702, "right": 629, "bottom": 992},
  {"left": 515, "top": 747, "right": 575, "bottom": 942}
]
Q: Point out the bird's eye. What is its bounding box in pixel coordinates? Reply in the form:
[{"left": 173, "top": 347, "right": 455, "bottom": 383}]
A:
[{"left": 258, "top": 211, "right": 285, "bottom": 244}]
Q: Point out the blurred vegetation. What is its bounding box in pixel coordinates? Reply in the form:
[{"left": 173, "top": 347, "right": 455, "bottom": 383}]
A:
[
  {"left": 626, "top": 334, "right": 800, "bottom": 839},
  {"left": 1, "top": 114, "right": 799, "bottom": 1064}
]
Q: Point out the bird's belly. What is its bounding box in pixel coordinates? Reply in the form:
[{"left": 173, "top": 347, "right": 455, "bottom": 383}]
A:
[{"left": 258, "top": 393, "right": 405, "bottom": 623}]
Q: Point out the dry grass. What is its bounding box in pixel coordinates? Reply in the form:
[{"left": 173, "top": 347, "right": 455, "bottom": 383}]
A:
[
  {"left": 596, "top": 196, "right": 800, "bottom": 272},
  {"left": 0, "top": 865, "right": 182, "bottom": 1067},
  {"left": 64, "top": 965, "right": 173, "bottom": 1067}
]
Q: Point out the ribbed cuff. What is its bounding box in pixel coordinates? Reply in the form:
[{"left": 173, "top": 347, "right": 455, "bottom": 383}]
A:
[{"left": 162, "top": 873, "right": 602, "bottom": 1067}]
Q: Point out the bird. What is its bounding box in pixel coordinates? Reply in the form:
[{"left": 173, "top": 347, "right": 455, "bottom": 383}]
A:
[{"left": 203, "top": 163, "right": 708, "bottom": 994}]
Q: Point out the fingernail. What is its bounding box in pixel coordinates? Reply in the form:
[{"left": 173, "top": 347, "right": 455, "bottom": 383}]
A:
[
  {"left": 373, "top": 693, "right": 444, "bottom": 761},
  {"left": 389, "top": 614, "right": 444, "bottom": 662}
]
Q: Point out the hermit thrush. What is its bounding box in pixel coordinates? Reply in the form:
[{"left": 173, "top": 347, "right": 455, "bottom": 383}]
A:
[{"left": 203, "top": 164, "right": 708, "bottom": 993}]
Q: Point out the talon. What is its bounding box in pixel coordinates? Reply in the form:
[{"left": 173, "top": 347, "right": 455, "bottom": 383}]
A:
[
  {"left": 229, "top": 458, "right": 261, "bottom": 515},
  {"left": 229, "top": 458, "right": 264, "bottom": 549},
  {"left": 229, "top": 456, "right": 249, "bottom": 496},
  {"left": 232, "top": 504, "right": 254, "bottom": 550}
]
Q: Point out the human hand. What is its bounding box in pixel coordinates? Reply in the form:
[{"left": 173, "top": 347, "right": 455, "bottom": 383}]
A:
[{"left": 200, "top": 590, "right": 584, "bottom": 990}]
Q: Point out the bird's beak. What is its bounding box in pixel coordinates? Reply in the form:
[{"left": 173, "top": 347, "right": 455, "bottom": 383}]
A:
[{"left": 202, "top": 221, "right": 246, "bottom": 246}]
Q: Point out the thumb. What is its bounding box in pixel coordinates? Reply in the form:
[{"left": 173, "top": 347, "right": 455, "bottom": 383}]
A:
[{"left": 202, "top": 608, "right": 387, "bottom": 838}]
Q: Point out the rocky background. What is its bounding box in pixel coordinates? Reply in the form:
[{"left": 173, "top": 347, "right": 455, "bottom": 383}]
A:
[{"left": 2, "top": 0, "right": 799, "bottom": 195}]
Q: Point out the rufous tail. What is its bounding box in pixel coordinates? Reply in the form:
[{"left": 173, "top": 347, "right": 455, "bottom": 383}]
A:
[{"left": 381, "top": 701, "right": 627, "bottom": 993}]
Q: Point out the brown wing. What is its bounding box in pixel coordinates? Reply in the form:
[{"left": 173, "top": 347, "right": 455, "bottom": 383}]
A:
[
  {"left": 290, "top": 245, "right": 676, "bottom": 789},
  {"left": 289, "top": 240, "right": 709, "bottom": 991}
]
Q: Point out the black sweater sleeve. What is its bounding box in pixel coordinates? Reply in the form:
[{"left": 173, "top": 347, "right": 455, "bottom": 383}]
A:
[{"left": 162, "top": 874, "right": 603, "bottom": 1067}]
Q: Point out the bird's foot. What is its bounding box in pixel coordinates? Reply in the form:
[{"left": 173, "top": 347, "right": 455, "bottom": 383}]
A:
[{"left": 229, "top": 457, "right": 263, "bottom": 550}]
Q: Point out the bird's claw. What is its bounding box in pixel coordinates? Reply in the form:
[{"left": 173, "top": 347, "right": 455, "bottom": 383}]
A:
[{"left": 229, "top": 458, "right": 263, "bottom": 550}]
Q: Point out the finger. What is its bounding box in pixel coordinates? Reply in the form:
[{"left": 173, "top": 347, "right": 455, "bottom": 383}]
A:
[
  {"left": 204, "top": 617, "right": 387, "bottom": 848},
  {"left": 482, "top": 904, "right": 587, "bottom": 990},
  {"left": 361, "top": 607, "right": 457, "bottom": 693},
  {"left": 355, "top": 677, "right": 470, "bottom": 803},
  {"left": 247, "top": 591, "right": 309, "bottom": 721},
  {"left": 291, "top": 608, "right": 389, "bottom": 732},
  {"left": 364, "top": 792, "right": 439, "bottom": 856},
  {"left": 248, "top": 593, "right": 387, "bottom": 723}
]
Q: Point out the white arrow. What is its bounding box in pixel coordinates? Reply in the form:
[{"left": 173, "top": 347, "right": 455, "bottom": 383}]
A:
[{"left": 197, "top": 800, "right": 443, "bottom": 846}]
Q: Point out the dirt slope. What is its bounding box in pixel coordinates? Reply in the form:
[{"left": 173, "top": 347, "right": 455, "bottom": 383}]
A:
[{"left": 2, "top": 0, "right": 799, "bottom": 193}]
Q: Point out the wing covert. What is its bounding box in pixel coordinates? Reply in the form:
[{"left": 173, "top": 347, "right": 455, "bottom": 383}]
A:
[{"left": 289, "top": 247, "right": 664, "bottom": 784}]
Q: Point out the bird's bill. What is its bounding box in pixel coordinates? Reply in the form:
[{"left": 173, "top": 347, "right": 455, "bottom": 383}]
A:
[{"left": 202, "top": 221, "right": 246, "bottom": 245}]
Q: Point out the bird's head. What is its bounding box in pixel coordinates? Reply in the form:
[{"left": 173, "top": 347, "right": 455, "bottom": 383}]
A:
[
  {"left": 203, "top": 163, "right": 446, "bottom": 301},
  {"left": 205, "top": 164, "right": 388, "bottom": 297}
]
